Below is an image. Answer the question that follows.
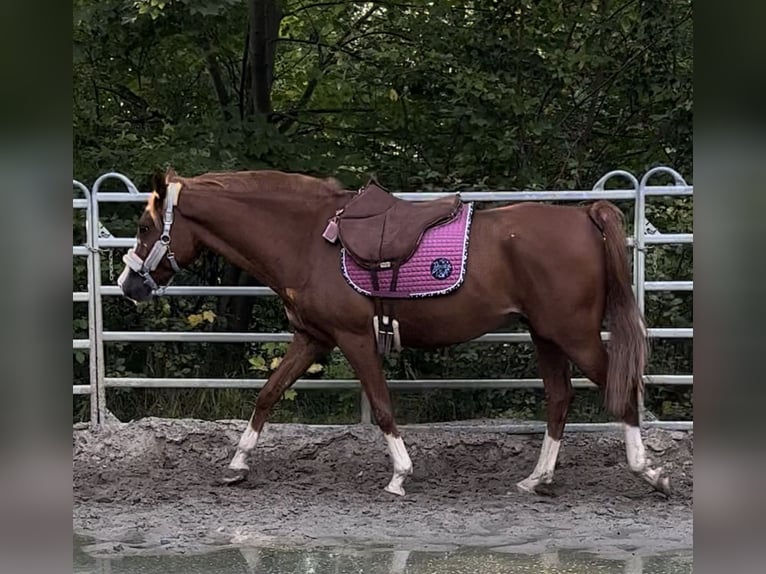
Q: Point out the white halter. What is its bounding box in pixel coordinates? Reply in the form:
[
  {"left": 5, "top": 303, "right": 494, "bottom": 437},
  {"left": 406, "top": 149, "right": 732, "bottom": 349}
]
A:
[{"left": 122, "top": 182, "right": 182, "bottom": 292}]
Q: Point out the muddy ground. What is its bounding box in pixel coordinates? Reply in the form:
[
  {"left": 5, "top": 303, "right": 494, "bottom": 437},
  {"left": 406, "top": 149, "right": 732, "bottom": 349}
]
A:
[{"left": 73, "top": 418, "right": 692, "bottom": 558}]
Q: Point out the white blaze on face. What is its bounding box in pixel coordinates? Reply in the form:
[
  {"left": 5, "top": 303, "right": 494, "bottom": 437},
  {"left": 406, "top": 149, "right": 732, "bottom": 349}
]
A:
[
  {"left": 229, "top": 425, "right": 259, "bottom": 471},
  {"left": 384, "top": 434, "right": 413, "bottom": 496},
  {"left": 517, "top": 430, "right": 561, "bottom": 492}
]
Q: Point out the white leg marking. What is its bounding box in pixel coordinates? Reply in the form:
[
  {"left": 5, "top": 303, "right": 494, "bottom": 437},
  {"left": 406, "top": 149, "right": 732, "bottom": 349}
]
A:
[
  {"left": 517, "top": 431, "right": 561, "bottom": 493},
  {"left": 540, "top": 551, "right": 561, "bottom": 569},
  {"left": 625, "top": 424, "right": 647, "bottom": 472},
  {"left": 390, "top": 550, "right": 411, "bottom": 574},
  {"left": 624, "top": 424, "right": 670, "bottom": 494},
  {"left": 228, "top": 425, "right": 259, "bottom": 471},
  {"left": 384, "top": 434, "right": 413, "bottom": 496}
]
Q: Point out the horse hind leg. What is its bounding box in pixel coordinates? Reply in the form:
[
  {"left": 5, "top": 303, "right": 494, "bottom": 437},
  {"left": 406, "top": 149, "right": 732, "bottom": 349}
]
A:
[
  {"left": 517, "top": 333, "right": 572, "bottom": 494},
  {"left": 624, "top": 423, "right": 671, "bottom": 495},
  {"left": 222, "top": 331, "right": 329, "bottom": 485},
  {"left": 335, "top": 331, "right": 413, "bottom": 496},
  {"left": 562, "top": 334, "right": 671, "bottom": 495}
]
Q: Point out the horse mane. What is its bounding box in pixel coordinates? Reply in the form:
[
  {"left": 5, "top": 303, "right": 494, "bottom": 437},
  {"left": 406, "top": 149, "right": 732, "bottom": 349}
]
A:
[
  {"left": 145, "top": 169, "right": 345, "bottom": 228},
  {"left": 174, "top": 170, "right": 346, "bottom": 199}
]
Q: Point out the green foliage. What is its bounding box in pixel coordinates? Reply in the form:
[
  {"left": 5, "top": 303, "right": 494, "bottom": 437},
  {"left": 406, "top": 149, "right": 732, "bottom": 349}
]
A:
[
  {"left": 73, "top": 0, "right": 693, "bottom": 424},
  {"left": 74, "top": 0, "right": 692, "bottom": 186}
]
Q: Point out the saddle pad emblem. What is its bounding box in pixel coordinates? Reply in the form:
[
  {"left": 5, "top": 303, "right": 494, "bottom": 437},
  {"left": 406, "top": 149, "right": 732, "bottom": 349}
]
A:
[
  {"left": 430, "top": 258, "right": 453, "bottom": 280},
  {"left": 341, "top": 202, "right": 474, "bottom": 298}
]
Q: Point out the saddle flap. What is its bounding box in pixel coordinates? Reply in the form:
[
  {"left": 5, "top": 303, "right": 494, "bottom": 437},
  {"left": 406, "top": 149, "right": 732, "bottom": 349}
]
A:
[{"left": 338, "top": 214, "right": 390, "bottom": 265}]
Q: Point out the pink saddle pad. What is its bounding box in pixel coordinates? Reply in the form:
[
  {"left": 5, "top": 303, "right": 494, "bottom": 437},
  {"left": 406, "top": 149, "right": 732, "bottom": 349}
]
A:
[{"left": 341, "top": 202, "right": 474, "bottom": 298}]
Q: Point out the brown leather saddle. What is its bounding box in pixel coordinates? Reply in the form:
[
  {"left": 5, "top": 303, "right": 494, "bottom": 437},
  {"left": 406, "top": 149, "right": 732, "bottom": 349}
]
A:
[
  {"left": 323, "top": 179, "right": 462, "bottom": 353},
  {"left": 336, "top": 180, "right": 461, "bottom": 270}
]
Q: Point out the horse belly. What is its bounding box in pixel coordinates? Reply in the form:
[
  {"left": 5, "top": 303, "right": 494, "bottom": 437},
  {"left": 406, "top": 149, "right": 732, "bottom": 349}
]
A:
[
  {"left": 392, "top": 213, "right": 520, "bottom": 348},
  {"left": 392, "top": 278, "right": 520, "bottom": 348}
]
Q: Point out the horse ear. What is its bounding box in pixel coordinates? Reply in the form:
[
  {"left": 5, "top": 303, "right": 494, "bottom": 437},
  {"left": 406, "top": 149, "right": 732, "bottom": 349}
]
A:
[
  {"left": 152, "top": 169, "right": 167, "bottom": 201},
  {"left": 165, "top": 166, "right": 178, "bottom": 183}
]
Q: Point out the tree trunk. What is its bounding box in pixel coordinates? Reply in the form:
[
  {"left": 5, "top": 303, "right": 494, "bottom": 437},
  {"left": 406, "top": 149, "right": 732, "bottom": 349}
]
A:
[
  {"left": 248, "top": 0, "right": 283, "bottom": 115},
  {"left": 215, "top": 1, "right": 283, "bottom": 331},
  {"left": 204, "top": 43, "right": 232, "bottom": 119}
]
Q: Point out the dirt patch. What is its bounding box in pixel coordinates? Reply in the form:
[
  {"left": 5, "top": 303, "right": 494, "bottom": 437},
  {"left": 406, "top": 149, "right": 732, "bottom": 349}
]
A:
[{"left": 73, "top": 418, "right": 692, "bottom": 557}]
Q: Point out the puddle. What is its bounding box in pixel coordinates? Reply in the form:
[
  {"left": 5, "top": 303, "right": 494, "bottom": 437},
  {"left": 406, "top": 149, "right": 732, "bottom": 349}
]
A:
[{"left": 74, "top": 535, "right": 692, "bottom": 574}]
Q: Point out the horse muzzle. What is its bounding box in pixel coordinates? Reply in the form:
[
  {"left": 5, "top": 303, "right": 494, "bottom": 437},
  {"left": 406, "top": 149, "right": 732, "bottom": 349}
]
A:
[{"left": 117, "top": 265, "right": 154, "bottom": 302}]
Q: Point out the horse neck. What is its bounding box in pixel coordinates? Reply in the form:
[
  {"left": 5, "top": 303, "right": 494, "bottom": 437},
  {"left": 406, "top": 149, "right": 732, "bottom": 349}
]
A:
[{"left": 180, "top": 186, "right": 330, "bottom": 290}]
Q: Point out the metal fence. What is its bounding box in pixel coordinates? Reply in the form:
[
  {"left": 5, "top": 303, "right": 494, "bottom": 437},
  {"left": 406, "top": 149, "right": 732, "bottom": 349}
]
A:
[
  {"left": 73, "top": 167, "right": 693, "bottom": 431},
  {"left": 72, "top": 180, "right": 100, "bottom": 423}
]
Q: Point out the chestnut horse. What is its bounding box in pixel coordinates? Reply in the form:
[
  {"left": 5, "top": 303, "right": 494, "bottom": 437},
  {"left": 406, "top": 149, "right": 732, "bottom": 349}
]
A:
[{"left": 118, "top": 169, "right": 670, "bottom": 497}]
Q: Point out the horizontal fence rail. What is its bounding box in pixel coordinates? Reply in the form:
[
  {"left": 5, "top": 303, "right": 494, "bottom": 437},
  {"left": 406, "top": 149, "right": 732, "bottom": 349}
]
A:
[
  {"left": 98, "top": 328, "right": 692, "bottom": 343},
  {"left": 76, "top": 167, "right": 693, "bottom": 431},
  {"left": 104, "top": 375, "right": 692, "bottom": 390}
]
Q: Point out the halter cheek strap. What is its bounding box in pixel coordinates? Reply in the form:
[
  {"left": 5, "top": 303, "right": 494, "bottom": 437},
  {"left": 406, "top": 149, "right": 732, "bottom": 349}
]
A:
[{"left": 123, "top": 182, "right": 183, "bottom": 292}]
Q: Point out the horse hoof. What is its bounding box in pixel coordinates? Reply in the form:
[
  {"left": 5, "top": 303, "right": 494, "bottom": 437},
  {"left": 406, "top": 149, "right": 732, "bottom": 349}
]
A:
[
  {"left": 221, "top": 468, "right": 248, "bottom": 485},
  {"left": 655, "top": 475, "right": 672, "bottom": 496},
  {"left": 384, "top": 484, "right": 406, "bottom": 497},
  {"left": 516, "top": 479, "right": 538, "bottom": 494},
  {"left": 640, "top": 466, "right": 671, "bottom": 496}
]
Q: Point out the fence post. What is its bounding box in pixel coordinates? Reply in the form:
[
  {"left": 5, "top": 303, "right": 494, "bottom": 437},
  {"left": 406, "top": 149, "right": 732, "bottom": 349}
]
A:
[
  {"left": 635, "top": 174, "right": 647, "bottom": 426},
  {"left": 635, "top": 176, "right": 647, "bottom": 316},
  {"left": 74, "top": 180, "right": 99, "bottom": 427},
  {"left": 91, "top": 172, "right": 142, "bottom": 426},
  {"left": 636, "top": 166, "right": 690, "bottom": 427},
  {"left": 90, "top": 180, "right": 106, "bottom": 426}
]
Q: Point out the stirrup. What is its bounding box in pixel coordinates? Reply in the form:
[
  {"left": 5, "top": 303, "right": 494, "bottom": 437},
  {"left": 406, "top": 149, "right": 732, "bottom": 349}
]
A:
[{"left": 373, "top": 315, "right": 401, "bottom": 355}]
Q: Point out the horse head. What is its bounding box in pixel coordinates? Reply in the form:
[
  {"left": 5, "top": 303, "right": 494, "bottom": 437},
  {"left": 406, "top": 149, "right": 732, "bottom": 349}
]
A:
[{"left": 117, "top": 168, "right": 200, "bottom": 302}]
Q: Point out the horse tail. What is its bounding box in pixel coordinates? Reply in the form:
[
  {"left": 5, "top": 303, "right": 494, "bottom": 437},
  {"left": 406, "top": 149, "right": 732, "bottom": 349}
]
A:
[{"left": 588, "top": 201, "right": 648, "bottom": 419}]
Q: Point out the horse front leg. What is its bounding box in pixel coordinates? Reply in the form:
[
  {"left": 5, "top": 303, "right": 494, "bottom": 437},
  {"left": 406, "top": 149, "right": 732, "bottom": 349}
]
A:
[
  {"left": 517, "top": 333, "right": 573, "bottom": 494},
  {"left": 336, "top": 332, "right": 413, "bottom": 496},
  {"left": 222, "top": 330, "right": 329, "bottom": 485}
]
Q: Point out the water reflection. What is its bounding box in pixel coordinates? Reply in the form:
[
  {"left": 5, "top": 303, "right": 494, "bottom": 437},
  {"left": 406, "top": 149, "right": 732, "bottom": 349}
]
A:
[{"left": 74, "top": 536, "right": 692, "bottom": 574}]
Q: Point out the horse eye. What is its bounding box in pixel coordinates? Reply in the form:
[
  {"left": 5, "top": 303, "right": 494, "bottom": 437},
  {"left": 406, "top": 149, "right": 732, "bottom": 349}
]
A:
[{"left": 138, "top": 225, "right": 150, "bottom": 234}]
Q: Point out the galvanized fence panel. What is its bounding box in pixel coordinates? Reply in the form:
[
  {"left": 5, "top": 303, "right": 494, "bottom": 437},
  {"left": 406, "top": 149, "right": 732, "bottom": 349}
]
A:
[
  {"left": 80, "top": 167, "right": 693, "bottom": 431},
  {"left": 73, "top": 180, "right": 100, "bottom": 425}
]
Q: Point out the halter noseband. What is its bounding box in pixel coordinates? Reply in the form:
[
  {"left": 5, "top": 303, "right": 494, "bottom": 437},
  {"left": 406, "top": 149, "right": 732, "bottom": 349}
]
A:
[{"left": 122, "top": 182, "right": 182, "bottom": 292}]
